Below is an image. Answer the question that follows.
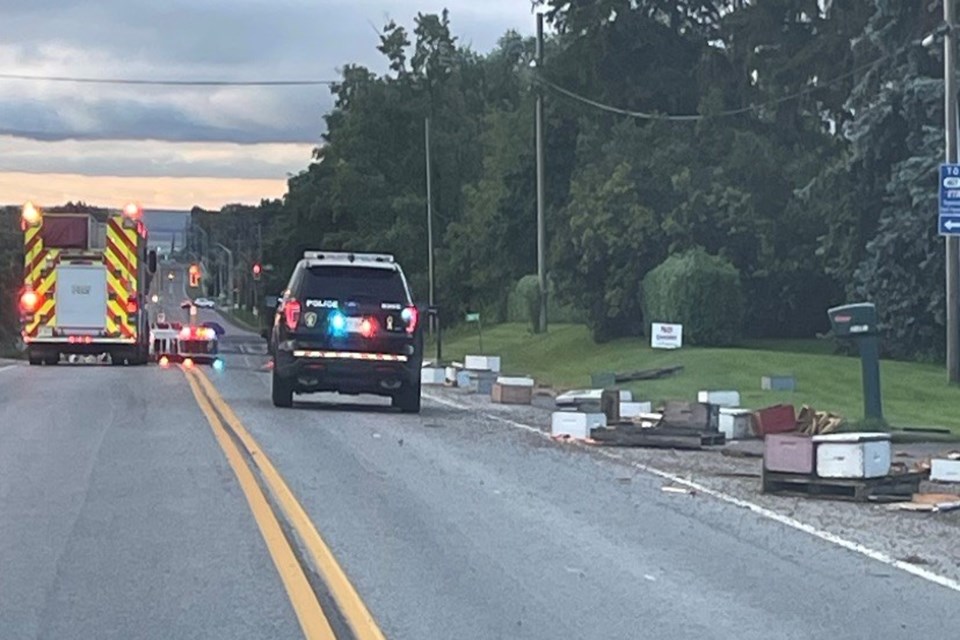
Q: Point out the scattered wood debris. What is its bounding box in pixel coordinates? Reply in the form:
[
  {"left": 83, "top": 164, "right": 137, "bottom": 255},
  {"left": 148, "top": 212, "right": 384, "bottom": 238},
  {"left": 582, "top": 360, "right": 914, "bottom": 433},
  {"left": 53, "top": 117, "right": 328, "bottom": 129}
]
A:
[
  {"left": 887, "top": 493, "right": 960, "bottom": 513},
  {"left": 795, "top": 405, "right": 844, "bottom": 436},
  {"left": 721, "top": 448, "right": 763, "bottom": 459},
  {"left": 661, "top": 485, "right": 696, "bottom": 495}
]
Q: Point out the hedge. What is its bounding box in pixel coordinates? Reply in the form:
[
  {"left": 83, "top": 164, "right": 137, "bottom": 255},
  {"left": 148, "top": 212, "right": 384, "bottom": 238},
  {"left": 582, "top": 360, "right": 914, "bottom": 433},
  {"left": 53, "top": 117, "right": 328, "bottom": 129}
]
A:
[{"left": 642, "top": 248, "right": 743, "bottom": 346}]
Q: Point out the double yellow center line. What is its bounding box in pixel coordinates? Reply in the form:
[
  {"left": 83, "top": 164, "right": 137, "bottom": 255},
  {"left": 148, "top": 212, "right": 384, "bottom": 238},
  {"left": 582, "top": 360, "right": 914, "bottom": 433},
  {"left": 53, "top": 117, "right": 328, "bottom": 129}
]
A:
[{"left": 183, "top": 366, "right": 386, "bottom": 640}]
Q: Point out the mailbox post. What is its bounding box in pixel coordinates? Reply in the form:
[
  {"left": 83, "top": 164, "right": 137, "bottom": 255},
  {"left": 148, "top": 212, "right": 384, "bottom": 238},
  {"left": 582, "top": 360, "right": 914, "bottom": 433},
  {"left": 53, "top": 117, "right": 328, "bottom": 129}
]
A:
[{"left": 827, "top": 303, "right": 883, "bottom": 423}]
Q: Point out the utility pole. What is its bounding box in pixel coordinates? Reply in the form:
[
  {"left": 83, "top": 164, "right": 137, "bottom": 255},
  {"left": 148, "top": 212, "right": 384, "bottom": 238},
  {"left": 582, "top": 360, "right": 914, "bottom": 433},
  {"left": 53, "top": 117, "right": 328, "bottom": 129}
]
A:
[
  {"left": 535, "top": 11, "right": 548, "bottom": 334},
  {"left": 215, "top": 243, "right": 234, "bottom": 310},
  {"left": 946, "top": 0, "right": 959, "bottom": 383},
  {"left": 425, "top": 116, "right": 436, "bottom": 333}
]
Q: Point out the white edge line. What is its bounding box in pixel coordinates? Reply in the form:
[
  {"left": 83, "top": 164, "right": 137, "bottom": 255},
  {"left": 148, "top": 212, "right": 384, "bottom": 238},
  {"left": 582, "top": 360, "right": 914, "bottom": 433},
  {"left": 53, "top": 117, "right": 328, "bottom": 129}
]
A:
[{"left": 423, "top": 391, "right": 960, "bottom": 594}]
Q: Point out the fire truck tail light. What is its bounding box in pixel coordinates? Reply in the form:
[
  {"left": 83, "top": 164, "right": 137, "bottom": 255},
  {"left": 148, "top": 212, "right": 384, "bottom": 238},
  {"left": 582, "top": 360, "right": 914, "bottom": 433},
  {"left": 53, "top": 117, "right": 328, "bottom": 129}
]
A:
[{"left": 19, "top": 290, "right": 40, "bottom": 313}]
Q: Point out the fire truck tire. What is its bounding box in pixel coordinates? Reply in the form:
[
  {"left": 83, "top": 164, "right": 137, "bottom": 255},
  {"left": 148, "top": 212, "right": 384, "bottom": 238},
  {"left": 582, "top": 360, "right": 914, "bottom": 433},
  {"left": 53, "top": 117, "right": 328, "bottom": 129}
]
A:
[
  {"left": 28, "top": 348, "right": 59, "bottom": 365},
  {"left": 271, "top": 367, "right": 294, "bottom": 408}
]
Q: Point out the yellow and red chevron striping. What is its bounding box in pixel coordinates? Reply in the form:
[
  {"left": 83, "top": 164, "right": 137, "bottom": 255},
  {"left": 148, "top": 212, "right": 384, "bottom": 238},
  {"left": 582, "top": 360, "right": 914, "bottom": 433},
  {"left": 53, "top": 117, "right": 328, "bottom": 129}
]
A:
[{"left": 104, "top": 216, "right": 138, "bottom": 339}]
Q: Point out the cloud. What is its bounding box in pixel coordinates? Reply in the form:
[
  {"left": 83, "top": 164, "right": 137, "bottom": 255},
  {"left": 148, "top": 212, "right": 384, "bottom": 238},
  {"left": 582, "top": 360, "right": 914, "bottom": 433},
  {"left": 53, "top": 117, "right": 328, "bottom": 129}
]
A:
[
  {"left": 0, "top": 172, "right": 288, "bottom": 210},
  {"left": 0, "top": 0, "right": 535, "bottom": 145},
  {"left": 0, "top": 136, "right": 314, "bottom": 178}
]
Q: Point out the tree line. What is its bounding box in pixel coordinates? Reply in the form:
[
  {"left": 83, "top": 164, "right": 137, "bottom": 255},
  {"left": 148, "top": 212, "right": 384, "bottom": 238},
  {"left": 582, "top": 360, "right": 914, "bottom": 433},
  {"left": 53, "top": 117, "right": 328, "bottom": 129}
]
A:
[{"left": 193, "top": 2, "right": 945, "bottom": 359}]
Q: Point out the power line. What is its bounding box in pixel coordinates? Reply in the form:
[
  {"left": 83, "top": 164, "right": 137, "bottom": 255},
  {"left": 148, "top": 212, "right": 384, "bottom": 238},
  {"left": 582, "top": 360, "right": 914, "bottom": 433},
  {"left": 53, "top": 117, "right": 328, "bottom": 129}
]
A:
[
  {"left": 534, "top": 46, "right": 897, "bottom": 122},
  {"left": 0, "top": 72, "right": 336, "bottom": 86}
]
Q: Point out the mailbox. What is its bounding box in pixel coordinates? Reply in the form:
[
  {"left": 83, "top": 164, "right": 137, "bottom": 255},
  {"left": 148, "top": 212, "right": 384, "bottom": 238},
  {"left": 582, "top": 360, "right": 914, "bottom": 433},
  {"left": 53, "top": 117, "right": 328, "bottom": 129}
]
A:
[
  {"left": 826, "top": 301, "right": 883, "bottom": 423},
  {"left": 828, "top": 303, "right": 877, "bottom": 337}
]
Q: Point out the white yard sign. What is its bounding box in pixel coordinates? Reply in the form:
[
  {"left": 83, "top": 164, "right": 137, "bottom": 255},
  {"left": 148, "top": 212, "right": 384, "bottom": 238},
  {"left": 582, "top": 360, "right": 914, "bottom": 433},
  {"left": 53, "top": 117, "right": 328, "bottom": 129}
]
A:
[{"left": 651, "top": 323, "right": 683, "bottom": 349}]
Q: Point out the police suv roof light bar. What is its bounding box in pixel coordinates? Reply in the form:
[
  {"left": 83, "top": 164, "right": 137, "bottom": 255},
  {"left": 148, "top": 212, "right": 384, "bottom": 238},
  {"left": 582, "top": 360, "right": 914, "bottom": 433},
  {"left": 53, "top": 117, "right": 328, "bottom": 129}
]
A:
[{"left": 303, "top": 251, "right": 394, "bottom": 263}]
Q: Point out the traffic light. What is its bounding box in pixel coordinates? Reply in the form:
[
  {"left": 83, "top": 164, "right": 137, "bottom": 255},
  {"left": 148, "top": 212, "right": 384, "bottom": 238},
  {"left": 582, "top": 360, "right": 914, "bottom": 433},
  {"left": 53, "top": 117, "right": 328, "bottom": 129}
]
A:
[
  {"left": 188, "top": 264, "right": 201, "bottom": 288},
  {"left": 252, "top": 263, "right": 262, "bottom": 281}
]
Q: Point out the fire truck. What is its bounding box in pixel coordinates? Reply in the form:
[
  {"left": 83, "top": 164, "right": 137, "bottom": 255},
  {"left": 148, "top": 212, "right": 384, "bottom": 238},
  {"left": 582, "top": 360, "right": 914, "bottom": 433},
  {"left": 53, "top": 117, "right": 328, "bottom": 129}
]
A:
[{"left": 18, "top": 202, "right": 157, "bottom": 365}]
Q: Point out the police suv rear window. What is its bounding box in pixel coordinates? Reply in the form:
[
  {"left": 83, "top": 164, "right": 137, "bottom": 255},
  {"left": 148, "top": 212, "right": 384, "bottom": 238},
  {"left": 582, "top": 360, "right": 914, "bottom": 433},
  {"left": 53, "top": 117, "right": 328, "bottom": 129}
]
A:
[{"left": 301, "top": 266, "right": 407, "bottom": 302}]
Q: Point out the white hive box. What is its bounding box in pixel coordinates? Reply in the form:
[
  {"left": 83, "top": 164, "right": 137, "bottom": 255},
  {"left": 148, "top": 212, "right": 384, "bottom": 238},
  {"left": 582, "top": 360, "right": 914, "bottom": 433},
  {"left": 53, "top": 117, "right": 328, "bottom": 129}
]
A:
[
  {"left": 718, "top": 408, "right": 753, "bottom": 440},
  {"left": 930, "top": 459, "right": 960, "bottom": 483},
  {"left": 551, "top": 412, "right": 606, "bottom": 439},
  {"left": 619, "top": 402, "right": 653, "bottom": 418},
  {"left": 420, "top": 367, "right": 446, "bottom": 385},
  {"left": 697, "top": 390, "right": 741, "bottom": 408},
  {"left": 464, "top": 355, "right": 501, "bottom": 372},
  {"left": 813, "top": 432, "right": 891, "bottom": 479}
]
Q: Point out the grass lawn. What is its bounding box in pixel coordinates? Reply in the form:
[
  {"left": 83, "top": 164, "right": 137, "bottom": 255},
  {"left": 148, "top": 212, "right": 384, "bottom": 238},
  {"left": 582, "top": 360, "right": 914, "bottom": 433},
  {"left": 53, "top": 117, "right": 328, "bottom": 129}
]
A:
[
  {"left": 432, "top": 323, "right": 960, "bottom": 432},
  {"left": 221, "top": 307, "right": 262, "bottom": 332}
]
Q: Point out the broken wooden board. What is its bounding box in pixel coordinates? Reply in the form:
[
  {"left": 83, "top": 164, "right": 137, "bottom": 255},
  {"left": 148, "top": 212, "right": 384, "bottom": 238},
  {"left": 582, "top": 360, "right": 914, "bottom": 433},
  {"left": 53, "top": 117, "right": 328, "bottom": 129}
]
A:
[
  {"left": 590, "top": 425, "right": 725, "bottom": 450},
  {"left": 761, "top": 469, "right": 923, "bottom": 502},
  {"left": 614, "top": 365, "right": 683, "bottom": 383}
]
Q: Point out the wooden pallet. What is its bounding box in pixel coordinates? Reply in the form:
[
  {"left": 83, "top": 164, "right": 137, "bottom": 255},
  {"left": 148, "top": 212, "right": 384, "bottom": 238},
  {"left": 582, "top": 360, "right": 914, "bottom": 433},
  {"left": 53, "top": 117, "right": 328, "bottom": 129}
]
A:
[
  {"left": 590, "top": 425, "right": 725, "bottom": 450},
  {"left": 761, "top": 469, "right": 923, "bottom": 502}
]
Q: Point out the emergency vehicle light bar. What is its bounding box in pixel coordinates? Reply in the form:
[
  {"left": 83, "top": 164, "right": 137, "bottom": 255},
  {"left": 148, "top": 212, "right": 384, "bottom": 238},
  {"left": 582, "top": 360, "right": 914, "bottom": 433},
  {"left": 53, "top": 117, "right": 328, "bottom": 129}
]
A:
[
  {"left": 303, "top": 251, "right": 394, "bottom": 263},
  {"left": 21, "top": 202, "right": 42, "bottom": 226}
]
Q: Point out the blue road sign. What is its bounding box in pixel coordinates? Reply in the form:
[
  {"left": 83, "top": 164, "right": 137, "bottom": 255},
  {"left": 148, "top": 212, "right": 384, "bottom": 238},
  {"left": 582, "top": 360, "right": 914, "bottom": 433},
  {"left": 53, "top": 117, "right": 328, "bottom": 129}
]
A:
[
  {"left": 939, "top": 164, "right": 960, "bottom": 235},
  {"left": 941, "top": 214, "right": 960, "bottom": 235}
]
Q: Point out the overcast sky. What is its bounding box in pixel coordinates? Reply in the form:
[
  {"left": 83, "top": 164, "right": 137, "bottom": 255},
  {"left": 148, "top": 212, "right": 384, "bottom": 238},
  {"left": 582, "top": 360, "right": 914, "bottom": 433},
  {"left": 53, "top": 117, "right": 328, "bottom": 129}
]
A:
[{"left": 0, "top": 0, "right": 535, "bottom": 208}]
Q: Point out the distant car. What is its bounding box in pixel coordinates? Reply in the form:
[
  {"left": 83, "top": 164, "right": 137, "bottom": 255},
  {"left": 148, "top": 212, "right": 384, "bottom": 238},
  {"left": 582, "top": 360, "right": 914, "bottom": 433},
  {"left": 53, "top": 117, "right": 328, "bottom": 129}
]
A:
[
  {"left": 267, "top": 251, "right": 423, "bottom": 412},
  {"left": 194, "top": 297, "right": 216, "bottom": 309}
]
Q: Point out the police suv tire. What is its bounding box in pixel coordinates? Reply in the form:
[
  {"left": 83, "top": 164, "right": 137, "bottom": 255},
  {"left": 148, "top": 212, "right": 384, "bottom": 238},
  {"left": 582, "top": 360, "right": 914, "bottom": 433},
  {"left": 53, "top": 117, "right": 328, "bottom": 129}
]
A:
[
  {"left": 271, "top": 367, "right": 294, "bottom": 408},
  {"left": 394, "top": 381, "right": 421, "bottom": 414}
]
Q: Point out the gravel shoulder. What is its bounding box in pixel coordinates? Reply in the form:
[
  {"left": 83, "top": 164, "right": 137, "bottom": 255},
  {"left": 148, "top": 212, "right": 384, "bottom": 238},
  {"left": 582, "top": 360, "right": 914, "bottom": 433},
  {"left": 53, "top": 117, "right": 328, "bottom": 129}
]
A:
[{"left": 425, "top": 384, "right": 960, "bottom": 586}]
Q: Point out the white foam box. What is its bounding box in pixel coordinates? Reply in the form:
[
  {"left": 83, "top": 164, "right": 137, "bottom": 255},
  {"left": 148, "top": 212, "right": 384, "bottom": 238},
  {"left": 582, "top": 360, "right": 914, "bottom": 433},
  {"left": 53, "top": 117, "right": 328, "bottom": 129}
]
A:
[
  {"left": 930, "top": 459, "right": 960, "bottom": 483},
  {"left": 420, "top": 367, "right": 445, "bottom": 385},
  {"left": 718, "top": 408, "right": 753, "bottom": 440},
  {"left": 551, "top": 411, "right": 606, "bottom": 439},
  {"left": 445, "top": 366, "right": 460, "bottom": 384},
  {"left": 813, "top": 432, "right": 891, "bottom": 479},
  {"left": 619, "top": 401, "right": 653, "bottom": 418},
  {"left": 464, "top": 355, "right": 501, "bottom": 372},
  {"left": 697, "top": 390, "right": 741, "bottom": 408}
]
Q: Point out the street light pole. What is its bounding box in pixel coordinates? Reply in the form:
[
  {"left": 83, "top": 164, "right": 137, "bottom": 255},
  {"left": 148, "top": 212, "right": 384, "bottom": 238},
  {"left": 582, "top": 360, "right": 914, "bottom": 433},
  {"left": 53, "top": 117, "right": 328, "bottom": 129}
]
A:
[{"left": 946, "top": 0, "right": 959, "bottom": 383}]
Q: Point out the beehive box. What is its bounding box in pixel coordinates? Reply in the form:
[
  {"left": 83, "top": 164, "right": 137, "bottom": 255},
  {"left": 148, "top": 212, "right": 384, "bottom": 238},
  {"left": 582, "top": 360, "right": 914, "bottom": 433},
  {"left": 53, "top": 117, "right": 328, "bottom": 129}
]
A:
[
  {"left": 719, "top": 408, "right": 753, "bottom": 440},
  {"left": 491, "top": 377, "right": 534, "bottom": 405},
  {"left": 764, "top": 433, "right": 814, "bottom": 474},
  {"left": 813, "top": 433, "right": 891, "bottom": 479},
  {"left": 551, "top": 411, "right": 606, "bottom": 439}
]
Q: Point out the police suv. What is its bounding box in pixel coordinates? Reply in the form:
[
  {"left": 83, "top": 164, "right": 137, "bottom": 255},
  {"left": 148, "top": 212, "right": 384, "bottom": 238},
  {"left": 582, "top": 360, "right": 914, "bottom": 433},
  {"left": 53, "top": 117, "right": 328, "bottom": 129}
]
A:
[{"left": 267, "top": 251, "right": 424, "bottom": 412}]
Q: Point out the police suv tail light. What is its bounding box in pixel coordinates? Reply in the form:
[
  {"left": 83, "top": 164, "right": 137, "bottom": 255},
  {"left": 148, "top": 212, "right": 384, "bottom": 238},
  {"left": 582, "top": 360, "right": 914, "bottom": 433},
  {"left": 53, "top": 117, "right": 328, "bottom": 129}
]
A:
[
  {"left": 359, "top": 317, "right": 378, "bottom": 339},
  {"left": 401, "top": 306, "right": 418, "bottom": 334},
  {"left": 284, "top": 299, "right": 302, "bottom": 330}
]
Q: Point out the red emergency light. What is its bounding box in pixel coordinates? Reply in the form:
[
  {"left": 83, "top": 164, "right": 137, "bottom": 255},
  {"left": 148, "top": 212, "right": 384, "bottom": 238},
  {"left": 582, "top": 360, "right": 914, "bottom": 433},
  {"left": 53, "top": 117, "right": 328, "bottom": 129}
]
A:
[{"left": 19, "top": 290, "right": 41, "bottom": 314}]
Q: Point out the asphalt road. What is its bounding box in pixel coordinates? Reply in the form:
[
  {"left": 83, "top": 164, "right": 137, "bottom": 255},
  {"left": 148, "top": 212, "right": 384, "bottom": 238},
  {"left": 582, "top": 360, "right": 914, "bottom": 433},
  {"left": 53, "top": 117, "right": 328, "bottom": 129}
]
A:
[{"left": 1, "top": 267, "right": 958, "bottom": 638}]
